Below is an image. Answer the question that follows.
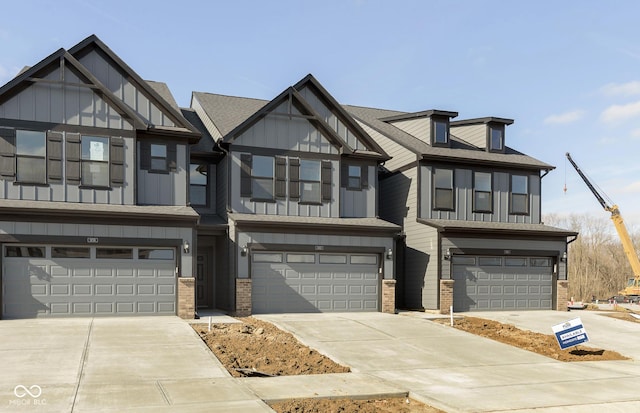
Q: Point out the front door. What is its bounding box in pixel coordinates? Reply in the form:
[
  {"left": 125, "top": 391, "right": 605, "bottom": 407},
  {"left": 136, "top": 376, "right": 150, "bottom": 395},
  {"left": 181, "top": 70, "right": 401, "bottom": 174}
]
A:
[{"left": 196, "top": 249, "right": 212, "bottom": 308}]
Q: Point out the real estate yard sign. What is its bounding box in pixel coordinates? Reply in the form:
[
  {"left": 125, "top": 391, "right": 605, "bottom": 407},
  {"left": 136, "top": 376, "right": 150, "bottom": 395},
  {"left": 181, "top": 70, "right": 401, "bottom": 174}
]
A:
[{"left": 552, "top": 318, "right": 589, "bottom": 350}]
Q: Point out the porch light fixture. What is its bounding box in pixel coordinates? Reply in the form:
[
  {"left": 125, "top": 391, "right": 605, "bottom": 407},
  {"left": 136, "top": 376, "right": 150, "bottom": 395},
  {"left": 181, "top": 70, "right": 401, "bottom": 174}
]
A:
[
  {"left": 560, "top": 251, "right": 567, "bottom": 262},
  {"left": 241, "top": 245, "right": 248, "bottom": 257},
  {"left": 444, "top": 249, "right": 451, "bottom": 261},
  {"left": 183, "top": 241, "right": 190, "bottom": 254},
  {"left": 386, "top": 248, "right": 393, "bottom": 260}
]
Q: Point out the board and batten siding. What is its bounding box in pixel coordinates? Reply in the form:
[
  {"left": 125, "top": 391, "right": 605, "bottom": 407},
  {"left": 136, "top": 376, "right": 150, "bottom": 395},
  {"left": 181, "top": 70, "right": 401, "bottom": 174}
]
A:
[
  {"left": 234, "top": 101, "right": 338, "bottom": 154},
  {"left": 297, "top": 86, "right": 367, "bottom": 151},
  {"left": 0, "top": 68, "right": 132, "bottom": 130},
  {"left": 231, "top": 152, "right": 339, "bottom": 217},
  {"left": 340, "top": 164, "right": 376, "bottom": 218},
  {"left": 78, "top": 50, "right": 175, "bottom": 128},
  {"left": 450, "top": 124, "right": 486, "bottom": 148},
  {"left": 388, "top": 118, "right": 430, "bottom": 144},
  {"left": 419, "top": 165, "right": 541, "bottom": 224},
  {"left": 0, "top": 133, "right": 134, "bottom": 205},
  {"left": 380, "top": 167, "right": 439, "bottom": 309},
  {"left": 355, "top": 120, "right": 416, "bottom": 172},
  {"left": 137, "top": 142, "right": 188, "bottom": 206},
  {"left": 0, "top": 220, "right": 193, "bottom": 277}
]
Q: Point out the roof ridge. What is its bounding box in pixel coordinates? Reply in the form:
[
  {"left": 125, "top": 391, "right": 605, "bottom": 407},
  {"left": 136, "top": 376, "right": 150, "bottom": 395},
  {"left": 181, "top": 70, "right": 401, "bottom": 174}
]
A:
[{"left": 193, "top": 91, "right": 269, "bottom": 103}]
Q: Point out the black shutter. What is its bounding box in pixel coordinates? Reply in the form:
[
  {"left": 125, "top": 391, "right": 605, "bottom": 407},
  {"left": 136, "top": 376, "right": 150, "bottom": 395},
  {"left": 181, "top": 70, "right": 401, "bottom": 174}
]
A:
[
  {"left": 341, "top": 163, "right": 348, "bottom": 188},
  {"left": 361, "top": 165, "right": 368, "bottom": 189},
  {"left": 0, "top": 128, "right": 16, "bottom": 179},
  {"left": 65, "top": 132, "right": 81, "bottom": 184},
  {"left": 46, "top": 131, "right": 63, "bottom": 181},
  {"left": 167, "top": 143, "right": 177, "bottom": 172},
  {"left": 275, "top": 156, "right": 287, "bottom": 198},
  {"left": 321, "top": 160, "right": 332, "bottom": 201},
  {"left": 289, "top": 158, "right": 300, "bottom": 199},
  {"left": 110, "top": 137, "right": 125, "bottom": 186},
  {"left": 240, "top": 154, "right": 252, "bottom": 197},
  {"left": 139, "top": 140, "right": 150, "bottom": 171}
]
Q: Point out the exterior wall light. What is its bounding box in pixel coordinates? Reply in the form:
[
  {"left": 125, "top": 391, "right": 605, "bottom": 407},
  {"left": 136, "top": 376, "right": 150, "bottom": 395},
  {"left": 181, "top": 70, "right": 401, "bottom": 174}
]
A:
[
  {"left": 183, "top": 241, "right": 190, "bottom": 254},
  {"left": 560, "top": 251, "right": 567, "bottom": 262},
  {"left": 444, "top": 249, "right": 451, "bottom": 261},
  {"left": 386, "top": 248, "right": 393, "bottom": 259},
  {"left": 241, "top": 245, "right": 248, "bottom": 257}
]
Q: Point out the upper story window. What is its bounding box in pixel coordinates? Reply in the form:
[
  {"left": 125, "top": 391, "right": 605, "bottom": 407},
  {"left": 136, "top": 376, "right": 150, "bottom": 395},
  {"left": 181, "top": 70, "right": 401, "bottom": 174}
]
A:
[
  {"left": 189, "top": 163, "right": 208, "bottom": 206},
  {"left": 510, "top": 174, "right": 529, "bottom": 214},
  {"left": 251, "top": 155, "right": 274, "bottom": 200},
  {"left": 347, "top": 165, "right": 362, "bottom": 189},
  {"left": 433, "top": 168, "right": 454, "bottom": 210},
  {"left": 150, "top": 144, "right": 168, "bottom": 171},
  {"left": 300, "top": 159, "right": 321, "bottom": 203},
  {"left": 489, "top": 125, "right": 504, "bottom": 152},
  {"left": 81, "top": 136, "right": 109, "bottom": 187},
  {"left": 16, "top": 130, "right": 46, "bottom": 184},
  {"left": 432, "top": 119, "right": 449, "bottom": 145},
  {"left": 473, "top": 172, "right": 492, "bottom": 213}
]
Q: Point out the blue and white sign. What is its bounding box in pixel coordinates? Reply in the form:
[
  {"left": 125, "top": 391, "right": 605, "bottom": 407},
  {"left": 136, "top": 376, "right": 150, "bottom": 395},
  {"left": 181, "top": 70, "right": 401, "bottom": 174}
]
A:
[{"left": 552, "top": 318, "right": 589, "bottom": 350}]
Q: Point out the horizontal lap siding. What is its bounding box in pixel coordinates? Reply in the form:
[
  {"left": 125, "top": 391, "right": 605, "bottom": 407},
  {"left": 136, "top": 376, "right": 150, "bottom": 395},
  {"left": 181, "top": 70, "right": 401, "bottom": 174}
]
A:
[{"left": 356, "top": 121, "right": 416, "bottom": 172}]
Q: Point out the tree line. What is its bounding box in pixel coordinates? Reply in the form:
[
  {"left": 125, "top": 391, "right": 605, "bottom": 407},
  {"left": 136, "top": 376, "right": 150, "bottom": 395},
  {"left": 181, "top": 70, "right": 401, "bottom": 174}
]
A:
[{"left": 544, "top": 213, "right": 640, "bottom": 301}]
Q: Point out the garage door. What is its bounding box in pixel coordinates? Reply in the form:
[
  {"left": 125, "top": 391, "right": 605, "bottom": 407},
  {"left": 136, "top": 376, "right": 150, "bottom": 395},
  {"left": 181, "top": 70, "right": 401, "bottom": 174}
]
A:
[
  {"left": 2, "top": 245, "right": 176, "bottom": 318},
  {"left": 452, "top": 255, "right": 553, "bottom": 311},
  {"left": 251, "top": 252, "right": 379, "bottom": 313}
]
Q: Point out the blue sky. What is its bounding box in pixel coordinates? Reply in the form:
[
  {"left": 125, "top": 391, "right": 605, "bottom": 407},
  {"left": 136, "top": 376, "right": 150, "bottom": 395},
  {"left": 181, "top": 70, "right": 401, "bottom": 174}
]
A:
[{"left": 1, "top": 0, "right": 640, "bottom": 228}]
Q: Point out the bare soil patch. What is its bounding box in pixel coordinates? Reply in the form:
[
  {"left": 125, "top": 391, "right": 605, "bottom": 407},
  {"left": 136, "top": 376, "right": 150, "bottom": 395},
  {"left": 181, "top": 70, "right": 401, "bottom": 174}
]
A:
[
  {"left": 193, "top": 317, "right": 349, "bottom": 377},
  {"left": 601, "top": 308, "right": 640, "bottom": 324},
  {"left": 433, "top": 316, "right": 628, "bottom": 361},
  {"left": 269, "top": 397, "right": 444, "bottom": 413},
  {"left": 193, "top": 317, "right": 441, "bottom": 412}
]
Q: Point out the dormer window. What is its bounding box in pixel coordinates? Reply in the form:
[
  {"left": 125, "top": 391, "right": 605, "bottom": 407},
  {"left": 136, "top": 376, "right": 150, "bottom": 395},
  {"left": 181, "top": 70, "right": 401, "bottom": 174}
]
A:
[
  {"left": 489, "top": 125, "right": 505, "bottom": 152},
  {"left": 432, "top": 119, "right": 449, "bottom": 146}
]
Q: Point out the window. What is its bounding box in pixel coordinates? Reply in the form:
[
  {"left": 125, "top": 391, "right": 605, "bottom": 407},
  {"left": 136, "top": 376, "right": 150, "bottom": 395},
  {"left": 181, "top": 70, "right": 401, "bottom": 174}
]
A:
[
  {"left": 16, "top": 130, "right": 46, "bottom": 184},
  {"left": 489, "top": 126, "right": 504, "bottom": 151},
  {"left": 510, "top": 174, "right": 529, "bottom": 214},
  {"left": 96, "top": 248, "right": 133, "bottom": 259},
  {"left": 473, "top": 172, "right": 492, "bottom": 212},
  {"left": 81, "top": 136, "right": 109, "bottom": 187},
  {"left": 300, "top": 159, "right": 321, "bottom": 203},
  {"left": 4, "top": 246, "right": 45, "bottom": 257},
  {"left": 138, "top": 249, "right": 175, "bottom": 260},
  {"left": 252, "top": 155, "right": 274, "bottom": 200},
  {"left": 433, "top": 119, "right": 449, "bottom": 145},
  {"left": 52, "top": 247, "right": 90, "bottom": 258},
  {"left": 189, "top": 163, "right": 208, "bottom": 206},
  {"left": 150, "top": 144, "right": 167, "bottom": 171},
  {"left": 505, "top": 257, "right": 527, "bottom": 267},
  {"left": 433, "top": 168, "right": 454, "bottom": 210},
  {"left": 347, "top": 165, "right": 362, "bottom": 189}
]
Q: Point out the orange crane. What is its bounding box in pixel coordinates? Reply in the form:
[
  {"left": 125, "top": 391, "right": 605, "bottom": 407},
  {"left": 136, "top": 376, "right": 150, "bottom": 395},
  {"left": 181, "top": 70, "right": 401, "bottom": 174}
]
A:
[{"left": 566, "top": 152, "right": 640, "bottom": 301}]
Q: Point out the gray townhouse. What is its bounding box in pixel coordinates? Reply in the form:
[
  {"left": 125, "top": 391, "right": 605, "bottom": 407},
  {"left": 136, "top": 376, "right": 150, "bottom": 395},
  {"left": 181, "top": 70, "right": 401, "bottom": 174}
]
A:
[
  {"left": 0, "top": 35, "right": 574, "bottom": 319},
  {"left": 344, "top": 107, "right": 577, "bottom": 312}
]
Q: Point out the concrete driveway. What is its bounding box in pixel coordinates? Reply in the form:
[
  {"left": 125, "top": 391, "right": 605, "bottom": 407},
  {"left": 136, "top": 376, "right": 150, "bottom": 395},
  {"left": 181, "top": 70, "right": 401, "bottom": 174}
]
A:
[
  {"left": 258, "top": 312, "right": 640, "bottom": 412},
  {"left": 0, "top": 317, "right": 270, "bottom": 413}
]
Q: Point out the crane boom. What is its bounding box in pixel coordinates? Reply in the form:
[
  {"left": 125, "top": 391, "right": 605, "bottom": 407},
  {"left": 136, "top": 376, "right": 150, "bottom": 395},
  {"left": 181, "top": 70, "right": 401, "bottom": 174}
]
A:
[{"left": 565, "top": 153, "right": 640, "bottom": 298}]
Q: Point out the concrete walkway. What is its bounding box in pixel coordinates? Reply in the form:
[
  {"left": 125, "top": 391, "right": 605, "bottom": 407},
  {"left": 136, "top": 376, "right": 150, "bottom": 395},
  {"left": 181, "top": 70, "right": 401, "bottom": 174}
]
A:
[
  {"left": 258, "top": 311, "right": 640, "bottom": 412},
  {"left": 0, "top": 317, "right": 270, "bottom": 412}
]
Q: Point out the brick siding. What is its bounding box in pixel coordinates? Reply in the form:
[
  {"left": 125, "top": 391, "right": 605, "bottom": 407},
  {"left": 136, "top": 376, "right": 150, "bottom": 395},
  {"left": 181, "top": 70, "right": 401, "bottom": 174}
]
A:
[
  {"left": 235, "top": 279, "right": 252, "bottom": 317},
  {"left": 177, "top": 277, "right": 195, "bottom": 319},
  {"left": 381, "top": 279, "right": 396, "bottom": 314},
  {"left": 440, "top": 279, "right": 454, "bottom": 314}
]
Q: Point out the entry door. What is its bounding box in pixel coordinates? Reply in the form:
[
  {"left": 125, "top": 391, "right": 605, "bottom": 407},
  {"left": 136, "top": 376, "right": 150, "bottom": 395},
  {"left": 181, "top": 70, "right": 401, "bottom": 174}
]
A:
[{"left": 196, "top": 249, "right": 212, "bottom": 308}]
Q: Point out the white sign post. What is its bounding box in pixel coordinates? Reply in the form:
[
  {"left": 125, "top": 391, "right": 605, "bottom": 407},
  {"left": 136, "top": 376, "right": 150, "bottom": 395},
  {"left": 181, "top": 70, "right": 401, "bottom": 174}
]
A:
[{"left": 552, "top": 317, "right": 589, "bottom": 350}]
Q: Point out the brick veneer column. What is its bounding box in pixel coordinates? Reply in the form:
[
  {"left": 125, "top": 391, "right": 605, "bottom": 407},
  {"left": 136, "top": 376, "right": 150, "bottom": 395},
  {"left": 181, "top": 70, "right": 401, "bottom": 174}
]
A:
[
  {"left": 556, "top": 280, "right": 569, "bottom": 311},
  {"left": 440, "top": 279, "right": 454, "bottom": 314},
  {"left": 177, "top": 277, "right": 195, "bottom": 319},
  {"left": 235, "top": 279, "right": 252, "bottom": 317},
  {"left": 381, "top": 279, "right": 396, "bottom": 314}
]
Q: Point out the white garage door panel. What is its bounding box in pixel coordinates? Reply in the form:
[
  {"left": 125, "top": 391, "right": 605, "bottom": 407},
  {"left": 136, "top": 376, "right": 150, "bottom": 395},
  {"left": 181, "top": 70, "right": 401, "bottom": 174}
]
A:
[
  {"left": 453, "top": 255, "right": 553, "bottom": 311},
  {"left": 2, "top": 247, "right": 176, "bottom": 319},
  {"left": 252, "top": 252, "right": 379, "bottom": 313}
]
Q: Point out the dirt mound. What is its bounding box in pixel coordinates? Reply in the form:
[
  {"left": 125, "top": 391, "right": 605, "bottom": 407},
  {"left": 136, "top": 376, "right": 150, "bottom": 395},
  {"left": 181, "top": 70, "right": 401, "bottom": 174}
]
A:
[
  {"left": 193, "top": 317, "right": 349, "bottom": 377},
  {"left": 269, "top": 397, "right": 444, "bottom": 413},
  {"left": 434, "top": 316, "right": 628, "bottom": 362}
]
